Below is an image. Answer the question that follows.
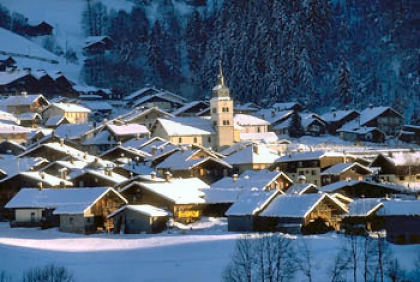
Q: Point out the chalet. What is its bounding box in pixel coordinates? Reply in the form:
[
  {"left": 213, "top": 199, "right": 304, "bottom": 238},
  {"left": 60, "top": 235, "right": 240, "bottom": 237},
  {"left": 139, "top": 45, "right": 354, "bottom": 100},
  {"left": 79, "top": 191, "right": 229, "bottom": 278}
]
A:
[
  {"left": 0, "top": 56, "right": 17, "bottom": 72},
  {"left": 32, "top": 70, "right": 60, "bottom": 97},
  {"left": 0, "top": 71, "right": 40, "bottom": 95},
  {"left": 318, "top": 179, "right": 408, "bottom": 198},
  {"left": 300, "top": 113, "right": 328, "bottom": 136},
  {"left": 120, "top": 107, "right": 174, "bottom": 130},
  {"left": 320, "top": 162, "right": 373, "bottom": 186},
  {"left": 155, "top": 148, "right": 232, "bottom": 184},
  {"left": 2, "top": 93, "right": 50, "bottom": 114},
  {"left": 204, "top": 170, "right": 293, "bottom": 216},
  {"left": 124, "top": 86, "right": 187, "bottom": 109},
  {"left": 337, "top": 127, "right": 386, "bottom": 144},
  {"left": 339, "top": 106, "right": 404, "bottom": 138},
  {"left": 234, "top": 114, "right": 270, "bottom": 134},
  {"left": 68, "top": 167, "right": 128, "bottom": 188},
  {"left": 284, "top": 183, "right": 319, "bottom": 195},
  {"left": 269, "top": 151, "right": 355, "bottom": 186},
  {"left": 0, "top": 171, "right": 73, "bottom": 215},
  {"left": 234, "top": 102, "right": 260, "bottom": 115},
  {"left": 341, "top": 198, "right": 384, "bottom": 235},
  {"left": 0, "top": 140, "right": 26, "bottom": 155},
  {"left": 172, "top": 101, "right": 210, "bottom": 117},
  {"left": 271, "top": 102, "right": 303, "bottom": 112},
  {"left": 398, "top": 125, "right": 420, "bottom": 145},
  {"left": 18, "top": 112, "right": 43, "bottom": 128},
  {"left": 0, "top": 123, "right": 32, "bottom": 143},
  {"left": 23, "top": 21, "right": 54, "bottom": 37},
  {"left": 370, "top": 152, "right": 420, "bottom": 190},
  {"left": 83, "top": 36, "right": 113, "bottom": 55},
  {"left": 53, "top": 123, "right": 93, "bottom": 143},
  {"left": 257, "top": 193, "right": 348, "bottom": 234},
  {"left": 42, "top": 103, "right": 91, "bottom": 124},
  {"left": 107, "top": 204, "right": 169, "bottom": 234},
  {"left": 118, "top": 176, "right": 208, "bottom": 223},
  {"left": 225, "top": 189, "right": 281, "bottom": 232},
  {"left": 132, "top": 93, "right": 185, "bottom": 111},
  {"left": 224, "top": 144, "right": 280, "bottom": 174},
  {"left": 377, "top": 200, "right": 420, "bottom": 244},
  {"left": 321, "top": 108, "right": 360, "bottom": 135},
  {"left": 0, "top": 109, "right": 19, "bottom": 125},
  {"left": 99, "top": 145, "right": 150, "bottom": 164},
  {"left": 5, "top": 187, "right": 127, "bottom": 234}
]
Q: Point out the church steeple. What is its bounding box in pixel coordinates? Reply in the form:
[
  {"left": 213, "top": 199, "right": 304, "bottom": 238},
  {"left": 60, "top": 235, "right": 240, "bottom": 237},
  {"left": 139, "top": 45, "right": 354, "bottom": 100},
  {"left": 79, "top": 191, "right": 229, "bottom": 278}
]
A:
[{"left": 212, "top": 60, "right": 230, "bottom": 98}]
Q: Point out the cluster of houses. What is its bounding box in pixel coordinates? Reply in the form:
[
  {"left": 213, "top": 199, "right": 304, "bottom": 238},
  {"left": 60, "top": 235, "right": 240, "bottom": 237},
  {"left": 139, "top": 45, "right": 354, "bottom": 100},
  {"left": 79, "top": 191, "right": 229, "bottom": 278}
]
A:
[{"left": 1, "top": 64, "right": 420, "bottom": 245}]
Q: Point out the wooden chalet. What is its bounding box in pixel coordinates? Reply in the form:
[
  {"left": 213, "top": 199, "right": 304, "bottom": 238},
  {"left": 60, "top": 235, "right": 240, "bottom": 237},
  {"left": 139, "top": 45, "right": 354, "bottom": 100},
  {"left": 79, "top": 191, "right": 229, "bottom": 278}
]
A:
[
  {"left": 318, "top": 179, "right": 409, "bottom": 198},
  {"left": 0, "top": 140, "right": 26, "bottom": 155},
  {"left": 269, "top": 150, "right": 354, "bottom": 186},
  {"left": 107, "top": 204, "right": 169, "bottom": 234},
  {"left": 0, "top": 124, "right": 32, "bottom": 144},
  {"left": 321, "top": 108, "right": 360, "bottom": 135},
  {"left": 171, "top": 101, "right": 210, "bottom": 117},
  {"left": 341, "top": 198, "right": 385, "bottom": 235},
  {"left": 320, "top": 162, "right": 373, "bottom": 186},
  {"left": 370, "top": 152, "right": 420, "bottom": 190},
  {"left": 3, "top": 93, "right": 50, "bottom": 115},
  {"left": 118, "top": 176, "right": 208, "bottom": 223},
  {"left": 378, "top": 200, "right": 420, "bottom": 244},
  {"left": 257, "top": 193, "right": 348, "bottom": 234},
  {"left": 42, "top": 103, "right": 91, "bottom": 124},
  {"left": 119, "top": 106, "right": 174, "bottom": 130},
  {"left": 0, "top": 71, "right": 40, "bottom": 95},
  {"left": 5, "top": 187, "right": 127, "bottom": 234}
]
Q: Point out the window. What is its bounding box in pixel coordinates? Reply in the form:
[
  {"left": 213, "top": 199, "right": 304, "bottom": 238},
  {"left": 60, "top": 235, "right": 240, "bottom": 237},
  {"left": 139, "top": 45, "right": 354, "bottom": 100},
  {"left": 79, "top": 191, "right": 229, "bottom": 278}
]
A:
[
  {"left": 213, "top": 121, "right": 217, "bottom": 126},
  {"left": 69, "top": 217, "right": 73, "bottom": 224},
  {"left": 208, "top": 137, "right": 211, "bottom": 143},
  {"left": 212, "top": 108, "right": 216, "bottom": 114},
  {"left": 399, "top": 176, "right": 405, "bottom": 181},
  {"left": 223, "top": 120, "right": 230, "bottom": 125},
  {"left": 193, "top": 137, "right": 197, "bottom": 143},
  {"left": 178, "top": 137, "right": 182, "bottom": 143},
  {"left": 311, "top": 170, "right": 316, "bottom": 175}
]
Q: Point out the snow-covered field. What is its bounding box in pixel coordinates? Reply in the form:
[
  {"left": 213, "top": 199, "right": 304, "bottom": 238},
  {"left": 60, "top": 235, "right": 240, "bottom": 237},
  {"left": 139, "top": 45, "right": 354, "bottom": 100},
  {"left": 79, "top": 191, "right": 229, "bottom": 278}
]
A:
[{"left": 1, "top": 218, "right": 420, "bottom": 281}]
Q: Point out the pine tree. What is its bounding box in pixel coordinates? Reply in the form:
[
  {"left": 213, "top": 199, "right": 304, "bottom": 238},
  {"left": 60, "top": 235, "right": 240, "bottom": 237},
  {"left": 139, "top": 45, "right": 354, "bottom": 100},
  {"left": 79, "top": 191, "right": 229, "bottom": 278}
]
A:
[
  {"left": 337, "top": 60, "right": 353, "bottom": 106},
  {"left": 288, "top": 111, "right": 305, "bottom": 138}
]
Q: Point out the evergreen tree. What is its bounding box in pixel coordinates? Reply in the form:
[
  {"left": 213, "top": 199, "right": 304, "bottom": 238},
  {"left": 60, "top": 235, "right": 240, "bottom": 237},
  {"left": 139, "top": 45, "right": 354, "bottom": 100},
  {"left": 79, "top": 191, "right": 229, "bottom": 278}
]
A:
[
  {"left": 288, "top": 111, "right": 305, "bottom": 138},
  {"left": 337, "top": 60, "right": 353, "bottom": 106}
]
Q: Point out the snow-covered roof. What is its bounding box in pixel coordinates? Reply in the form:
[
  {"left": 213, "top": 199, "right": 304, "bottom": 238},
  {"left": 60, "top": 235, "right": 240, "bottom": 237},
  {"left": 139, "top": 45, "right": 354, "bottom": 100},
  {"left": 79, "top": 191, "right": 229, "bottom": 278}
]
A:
[
  {"left": 3, "top": 94, "right": 48, "bottom": 106},
  {"left": 18, "top": 112, "right": 42, "bottom": 120},
  {"left": 321, "top": 109, "right": 359, "bottom": 122},
  {"left": 156, "top": 117, "right": 214, "bottom": 136},
  {"left": 44, "top": 115, "right": 67, "bottom": 127},
  {"left": 68, "top": 168, "right": 127, "bottom": 185},
  {"left": 54, "top": 123, "right": 93, "bottom": 139},
  {"left": 106, "top": 124, "right": 150, "bottom": 136},
  {"left": 377, "top": 200, "right": 420, "bottom": 216},
  {"left": 121, "top": 107, "right": 174, "bottom": 123},
  {"left": 274, "top": 150, "right": 345, "bottom": 163},
  {"left": 82, "top": 131, "right": 118, "bottom": 146},
  {"left": 5, "top": 187, "right": 127, "bottom": 215},
  {"left": 121, "top": 178, "right": 208, "bottom": 204},
  {"left": 225, "top": 189, "right": 280, "bottom": 216},
  {"left": 340, "top": 106, "right": 402, "bottom": 131},
  {"left": 345, "top": 198, "right": 384, "bottom": 217},
  {"left": 271, "top": 102, "right": 301, "bottom": 110},
  {"left": 285, "top": 183, "right": 318, "bottom": 195},
  {"left": 385, "top": 152, "right": 420, "bottom": 166},
  {"left": 18, "top": 171, "right": 72, "bottom": 187},
  {"left": 234, "top": 114, "right": 270, "bottom": 126},
  {"left": 259, "top": 194, "right": 347, "bottom": 218},
  {"left": 318, "top": 179, "right": 408, "bottom": 193},
  {"left": 0, "top": 110, "right": 18, "bottom": 124},
  {"left": 0, "top": 155, "right": 45, "bottom": 176},
  {"left": 224, "top": 144, "right": 279, "bottom": 165},
  {"left": 320, "top": 162, "right": 372, "bottom": 175},
  {"left": 49, "top": 103, "right": 91, "bottom": 113},
  {"left": 0, "top": 123, "right": 32, "bottom": 134},
  {"left": 239, "top": 132, "right": 278, "bottom": 144},
  {"left": 107, "top": 204, "right": 169, "bottom": 218},
  {"left": 171, "top": 101, "right": 209, "bottom": 116}
]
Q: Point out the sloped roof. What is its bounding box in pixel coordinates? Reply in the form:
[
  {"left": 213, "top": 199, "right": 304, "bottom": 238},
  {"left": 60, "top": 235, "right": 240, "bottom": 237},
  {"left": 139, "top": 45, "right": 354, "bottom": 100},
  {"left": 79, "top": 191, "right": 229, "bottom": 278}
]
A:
[
  {"left": 224, "top": 144, "right": 279, "bottom": 165},
  {"left": 0, "top": 110, "right": 18, "bottom": 124},
  {"left": 285, "top": 183, "right": 318, "bottom": 195},
  {"left": 0, "top": 123, "right": 32, "bottom": 134},
  {"left": 321, "top": 109, "right": 359, "bottom": 122},
  {"left": 320, "top": 162, "right": 372, "bottom": 176},
  {"left": 18, "top": 171, "right": 72, "bottom": 187},
  {"left": 5, "top": 187, "right": 127, "bottom": 215},
  {"left": 318, "top": 179, "right": 408, "bottom": 193},
  {"left": 44, "top": 115, "right": 67, "bottom": 127},
  {"left": 345, "top": 198, "right": 384, "bottom": 217},
  {"left": 107, "top": 204, "right": 169, "bottom": 218},
  {"left": 234, "top": 114, "right": 270, "bottom": 126},
  {"left": 271, "top": 102, "right": 301, "bottom": 110},
  {"left": 225, "top": 189, "right": 280, "bottom": 216},
  {"left": 171, "top": 101, "right": 209, "bottom": 116},
  {"left": 259, "top": 194, "right": 347, "bottom": 218},
  {"left": 49, "top": 103, "right": 91, "bottom": 113},
  {"left": 0, "top": 70, "right": 32, "bottom": 85},
  {"left": 121, "top": 107, "right": 174, "bottom": 122},
  {"left": 340, "top": 106, "right": 402, "bottom": 131},
  {"left": 54, "top": 123, "right": 93, "bottom": 139},
  {"left": 156, "top": 117, "right": 214, "bottom": 136},
  {"left": 274, "top": 150, "right": 344, "bottom": 163},
  {"left": 239, "top": 132, "right": 278, "bottom": 144},
  {"left": 106, "top": 124, "right": 150, "bottom": 136},
  {"left": 3, "top": 94, "right": 48, "bottom": 106},
  {"left": 377, "top": 199, "right": 420, "bottom": 216}
]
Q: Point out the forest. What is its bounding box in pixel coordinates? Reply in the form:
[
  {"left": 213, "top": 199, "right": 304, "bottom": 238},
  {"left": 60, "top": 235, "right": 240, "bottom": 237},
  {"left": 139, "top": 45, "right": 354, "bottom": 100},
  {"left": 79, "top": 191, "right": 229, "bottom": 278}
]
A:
[{"left": 2, "top": 0, "right": 420, "bottom": 122}]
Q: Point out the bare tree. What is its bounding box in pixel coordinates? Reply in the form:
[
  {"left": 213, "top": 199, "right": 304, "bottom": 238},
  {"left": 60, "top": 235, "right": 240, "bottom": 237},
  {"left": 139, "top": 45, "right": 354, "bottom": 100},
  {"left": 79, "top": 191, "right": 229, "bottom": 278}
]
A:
[
  {"left": 22, "top": 264, "right": 74, "bottom": 282},
  {"left": 295, "top": 239, "right": 313, "bottom": 282},
  {"left": 329, "top": 243, "right": 352, "bottom": 282}
]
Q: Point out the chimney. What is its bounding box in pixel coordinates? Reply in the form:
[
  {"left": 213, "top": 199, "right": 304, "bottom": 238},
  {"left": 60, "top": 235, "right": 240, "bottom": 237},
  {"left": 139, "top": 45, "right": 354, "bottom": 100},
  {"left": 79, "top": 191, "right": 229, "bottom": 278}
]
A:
[
  {"left": 253, "top": 144, "right": 259, "bottom": 155},
  {"left": 165, "top": 171, "right": 172, "bottom": 182},
  {"left": 59, "top": 138, "right": 64, "bottom": 147},
  {"left": 369, "top": 103, "right": 373, "bottom": 109},
  {"left": 151, "top": 146, "right": 156, "bottom": 155},
  {"left": 59, "top": 167, "right": 67, "bottom": 180},
  {"left": 150, "top": 171, "right": 156, "bottom": 180},
  {"left": 38, "top": 181, "right": 43, "bottom": 191},
  {"left": 298, "top": 175, "right": 306, "bottom": 185},
  {"left": 232, "top": 174, "right": 238, "bottom": 182},
  {"left": 39, "top": 172, "right": 45, "bottom": 180}
]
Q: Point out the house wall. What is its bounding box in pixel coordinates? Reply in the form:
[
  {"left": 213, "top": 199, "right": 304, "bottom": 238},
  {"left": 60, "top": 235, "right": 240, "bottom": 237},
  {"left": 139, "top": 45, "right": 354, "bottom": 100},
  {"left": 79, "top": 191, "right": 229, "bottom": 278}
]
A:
[
  {"left": 385, "top": 216, "right": 420, "bottom": 244},
  {"left": 227, "top": 215, "right": 254, "bottom": 232},
  {"left": 168, "top": 135, "right": 213, "bottom": 148},
  {"left": 112, "top": 209, "right": 168, "bottom": 234},
  {"left": 59, "top": 214, "right": 95, "bottom": 234},
  {"left": 43, "top": 107, "right": 89, "bottom": 124},
  {"left": 15, "top": 208, "right": 43, "bottom": 222},
  {"left": 241, "top": 125, "right": 268, "bottom": 133}
]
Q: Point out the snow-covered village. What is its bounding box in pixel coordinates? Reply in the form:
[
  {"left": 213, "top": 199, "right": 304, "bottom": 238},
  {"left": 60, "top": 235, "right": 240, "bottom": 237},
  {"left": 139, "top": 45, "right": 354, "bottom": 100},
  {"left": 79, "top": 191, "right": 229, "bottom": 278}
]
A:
[{"left": 0, "top": 0, "right": 420, "bottom": 281}]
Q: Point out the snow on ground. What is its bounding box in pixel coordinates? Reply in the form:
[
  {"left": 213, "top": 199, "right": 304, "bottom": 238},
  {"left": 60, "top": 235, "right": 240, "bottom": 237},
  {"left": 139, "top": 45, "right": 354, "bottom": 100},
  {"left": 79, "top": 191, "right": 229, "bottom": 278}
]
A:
[{"left": 1, "top": 218, "right": 420, "bottom": 281}]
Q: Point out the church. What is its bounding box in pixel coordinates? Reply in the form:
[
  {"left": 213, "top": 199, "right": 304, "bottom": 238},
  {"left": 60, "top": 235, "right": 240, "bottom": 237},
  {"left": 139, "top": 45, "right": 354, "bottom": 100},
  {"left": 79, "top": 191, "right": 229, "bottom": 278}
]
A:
[{"left": 151, "top": 62, "right": 239, "bottom": 152}]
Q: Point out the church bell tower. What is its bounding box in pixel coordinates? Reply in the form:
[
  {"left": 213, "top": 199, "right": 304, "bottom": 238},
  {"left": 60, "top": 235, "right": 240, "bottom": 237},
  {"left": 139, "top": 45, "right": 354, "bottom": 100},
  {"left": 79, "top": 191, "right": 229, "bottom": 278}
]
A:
[{"left": 210, "top": 61, "right": 234, "bottom": 151}]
